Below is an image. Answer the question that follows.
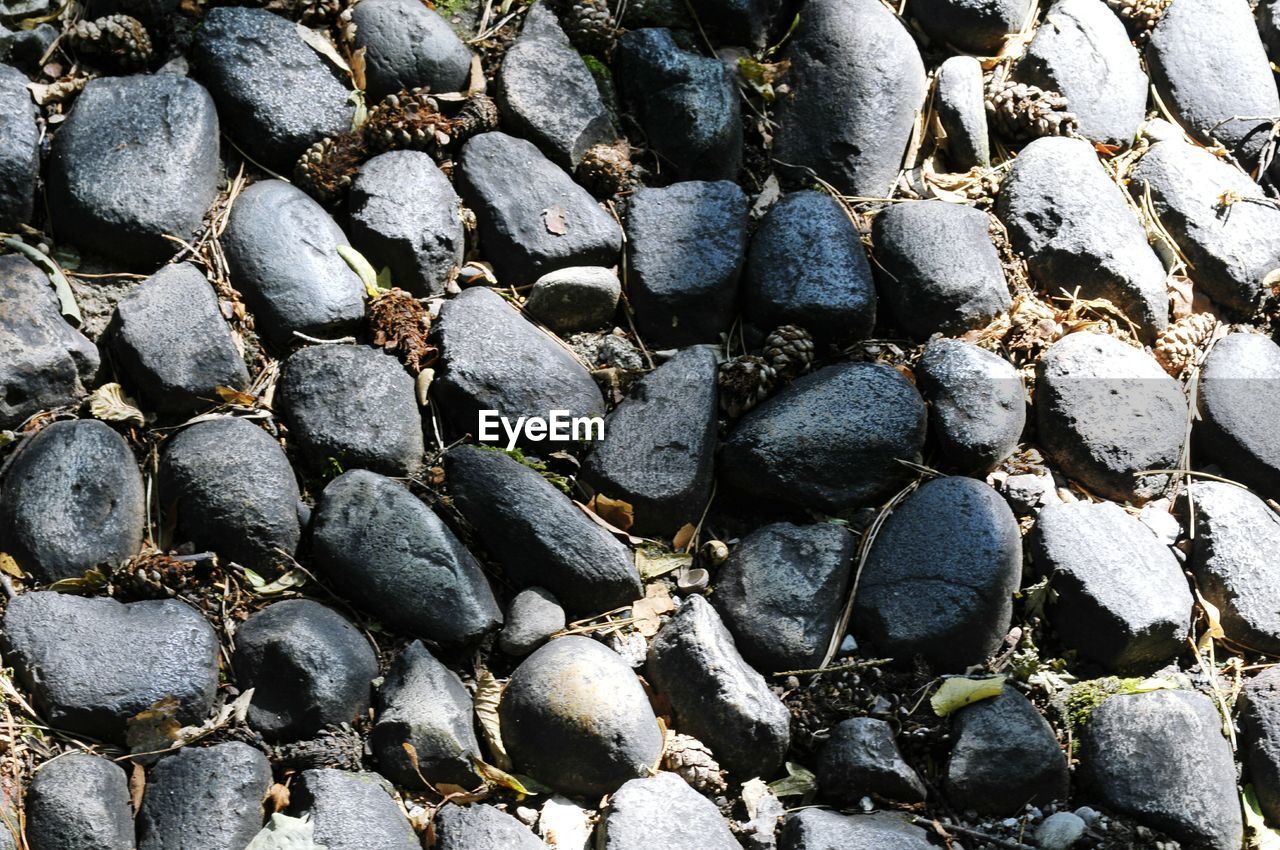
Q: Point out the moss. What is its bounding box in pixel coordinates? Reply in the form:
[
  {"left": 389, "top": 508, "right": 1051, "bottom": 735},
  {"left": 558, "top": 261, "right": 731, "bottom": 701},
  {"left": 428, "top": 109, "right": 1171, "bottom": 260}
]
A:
[
  {"left": 1065, "top": 677, "right": 1156, "bottom": 728},
  {"left": 474, "top": 444, "right": 573, "bottom": 494}
]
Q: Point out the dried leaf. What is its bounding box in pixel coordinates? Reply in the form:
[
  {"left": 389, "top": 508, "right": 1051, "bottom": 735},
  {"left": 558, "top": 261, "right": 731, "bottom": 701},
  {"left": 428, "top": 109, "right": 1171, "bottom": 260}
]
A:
[
  {"left": 1196, "top": 586, "right": 1226, "bottom": 653},
  {"left": 126, "top": 696, "right": 184, "bottom": 754},
  {"left": 246, "top": 813, "right": 329, "bottom": 850},
  {"left": 337, "top": 245, "right": 384, "bottom": 298},
  {"left": 740, "top": 777, "right": 770, "bottom": 821},
  {"left": 630, "top": 584, "right": 676, "bottom": 637},
  {"left": 672, "top": 522, "right": 696, "bottom": 552},
  {"left": 129, "top": 761, "right": 145, "bottom": 813},
  {"left": 767, "top": 761, "right": 816, "bottom": 799},
  {"left": 0, "top": 552, "right": 23, "bottom": 579},
  {"left": 542, "top": 206, "right": 568, "bottom": 236},
  {"left": 349, "top": 46, "right": 367, "bottom": 92},
  {"left": 472, "top": 757, "right": 534, "bottom": 796},
  {"left": 47, "top": 568, "right": 108, "bottom": 594},
  {"left": 89, "top": 382, "right": 147, "bottom": 426},
  {"left": 540, "top": 796, "right": 593, "bottom": 850},
  {"left": 586, "top": 493, "right": 634, "bottom": 531},
  {"left": 574, "top": 500, "right": 642, "bottom": 544},
  {"left": 474, "top": 670, "right": 510, "bottom": 770},
  {"left": 265, "top": 782, "right": 291, "bottom": 813},
  {"left": 249, "top": 569, "right": 306, "bottom": 596},
  {"left": 296, "top": 24, "right": 350, "bottom": 76},
  {"left": 634, "top": 546, "right": 691, "bottom": 580},
  {"left": 215, "top": 385, "right": 258, "bottom": 407},
  {"left": 1245, "top": 785, "right": 1280, "bottom": 850},
  {"left": 931, "top": 675, "right": 1007, "bottom": 717},
  {"left": 4, "top": 237, "right": 81, "bottom": 324}
]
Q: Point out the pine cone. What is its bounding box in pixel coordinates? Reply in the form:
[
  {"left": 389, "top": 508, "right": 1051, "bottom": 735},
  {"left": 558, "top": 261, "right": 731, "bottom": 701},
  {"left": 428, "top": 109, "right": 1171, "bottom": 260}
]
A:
[
  {"left": 663, "top": 732, "right": 727, "bottom": 795},
  {"left": 762, "top": 325, "right": 815, "bottom": 381},
  {"left": 270, "top": 724, "right": 365, "bottom": 771},
  {"left": 111, "top": 550, "right": 200, "bottom": 600},
  {"left": 985, "top": 70, "right": 1078, "bottom": 142},
  {"left": 547, "top": 0, "right": 619, "bottom": 57},
  {"left": 1154, "top": 312, "right": 1216, "bottom": 377},
  {"left": 576, "top": 141, "right": 637, "bottom": 198},
  {"left": 365, "top": 89, "right": 497, "bottom": 158},
  {"left": 1103, "top": 0, "right": 1170, "bottom": 37},
  {"left": 67, "top": 14, "right": 153, "bottom": 70},
  {"left": 369, "top": 288, "right": 435, "bottom": 373},
  {"left": 294, "top": 131, "right": 369, "bottom": 205},
  {"left": 719, "top": 355, "right": 776, "bottom": 418},
  {"left": 263, "top": 0, "right": 342, "bottom": 26}
]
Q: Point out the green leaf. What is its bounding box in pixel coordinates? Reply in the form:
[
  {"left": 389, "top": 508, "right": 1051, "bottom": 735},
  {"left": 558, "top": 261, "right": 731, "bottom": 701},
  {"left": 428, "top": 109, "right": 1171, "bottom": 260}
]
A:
[
  {"left": 767, "top": 761, "right": 817, "bottom": 799},
  {"left": 4, "top": 237, "right": 81, "bottom": 325},
  {"left": 931, "top": 675, "right": 1007, "bottom": 717},
  {"left": 337, "top": 245, "right": 384, "bottom": 298},
  {"left": 634, "top": 547, "right": 692, "bottom": 580}
]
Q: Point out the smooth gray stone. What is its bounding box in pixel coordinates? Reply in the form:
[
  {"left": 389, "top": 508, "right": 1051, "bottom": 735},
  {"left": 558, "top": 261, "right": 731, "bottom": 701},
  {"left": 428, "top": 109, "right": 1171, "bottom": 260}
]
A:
[
  {"left": 524, "top": 266, "right": 620, "bottom": 333},
  {"left": 349, "top": 0, "right": 472, "bottom": 102},
  {"left": 1239, "top": 667, "right": 1280, "bottom": 825},
  {"left": 602, "top": 772, "right": 740, "bottom": 850},
  {"left": 498, "top": 587, "right": 566, "bottom": 657},
  {"left": 1196, "top": 333, "right": 1280, "bottom": 497},
  {"left": 435, "top": 803, "right": 545, "bottom": 850},
  {"left": 779, "top": 810, "right": 935, "bottom": 850},
  {"left": 917, "top": 338, "right": 1024, "bottom": 473},
  {"left": 26, "top": 754, "right": 133, "bottom": 850},
  {"left": 935, "top": 56, "right": 989, "bottom": 170},
  {"left": 137, "top": 743, "right": 272, "bottom": 850},
  {"left": 0, "top": 64, "right": 37, "bottom": 229},
  {"left": 817, "top": 717, "right": 926, "bottom": 805},
  {"left": 292, "top": 769, "right": 419, "bottom": 850}
]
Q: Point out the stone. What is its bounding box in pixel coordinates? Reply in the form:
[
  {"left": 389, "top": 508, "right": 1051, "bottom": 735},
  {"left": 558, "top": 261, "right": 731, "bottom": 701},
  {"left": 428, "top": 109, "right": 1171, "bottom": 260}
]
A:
[
  {"left": 524, "top": 266, "right": 620, "bottom": 332},
  {"left": 1238, "top": 667, "right": 1280, "bottom": 824},
  {"left": 311, "top": 470, "right": 501, "bottom": 648},
  {"left": 371, "top": 641, "right": 482, "bottom": 790},
  {"left": 1014, "top": 0, "right": 1147, "bottom": 146},
  {"left": 1147, "top": 0, "right": 1280, "bottom": 167},
  {"left": 873, "top": 201, "right": 1010, "bottom": 340},
  {"left": 615, "top": 28, "right": 741, "bottom": 181},
  {"left": 445, "top": 446, "right": 641, "bottom": 613},
  {"left": 435, "top": 803, "right": 545, "bottom": 850},
  {"left": 291, "top": 769, "right": 419, "bottom": 850},
  {"left": 712, "top": 522, "right": 855, "bottom": 674},
  {"left": 1080, "top": 690, "right": 1242, "bottom": 850},
  {"left": 647, "top": 595, "right": 790, "bottom": 779},
  {"left": 25, "top": 754, "right": 133, "bottom": 850},
  {"left": 773, "top": 0, "right": 927, "bottom": 198},
  {"left": 997, "top": 137, "right": 1167, "bottom": 340},
  {"left": 742, "top": 190, "right": 876, "bottom": 344},
  {"left": 817, "top": 717, "right": 926, "bottom": 805},
  {"left": 916, "top": 339, "right": 1024, "bottom": 473},
  {"left": 430, "top": 286, "right": 605, "bottom": 442},
  {"left": 690, "top": 0, "right": 776, "bottom": 47},
  {"left": 1002, "top": 471, "right": 1059, "bottom": 516},
  {"left": 47, "top": 74, "right": 220, "bottom": 266},
  {"left": 720, "top": 362, "right": 927, "bottom": 513},
  {"left": 497, "top": 5, "right": 616, "bottom": 169},
  {"left": 349, "top": 0, "right": 472, "bottom": 102},
  {"left": 499, "top": 636, "right": 664, "bottom": 798},
  {"left": 222, "top": 180, "right": 366, "bottom": 348},
  {"left": 624, "top": 180, "right": 747, "bottom": 347},
  {"left": 0, "top": 64, "right": 37, "bottom": 229},
  {"left": 1035, "top": 332, "right": 1185, "bottom": 502},
  {"left": 581, "top": 346, "right": 718, "bottom": 535},
  {"left": 159, "top": 417, "right": 301, "bottom": 575},
  {"left": 192, "top": 6, "right": 354, "bottom": 170},
  {"left": 2, "top": 592, "right": 218, "bottom": 742},
  {"left": 348, "top": 150, "right": 465, "bottom": 299},
  {"left": 935, "top": 56, "right": 989, "bottom": 170},
  {"left": 910, "top": 0, "right": 1027, "bottom": 52},
  {"left": 231, "top": 599, "right": 379, "bottom": 741},
  {"left": 498, "top": 588, "right": 566, "bottom": 657},
  {"left": 1035, "top": 813, "right": 1088, "bottom": 850},
  {"left": 854, "top": 476, "right": 1021, "bottom": 672},
  {"left": 779, "top": 810, "right": 936, "bottom": 850},
  {"left": 457, "top": 131, "right": 622, "bottom": 285},
  {"left": 278, "top": 343, "right": 424, "bottom": 477},
  {"left": 1031, "top": 500, "right": 1192, "bottom": 672},
  {"left": 944, "top": 688, "right": 1069, "bottom": 815},
  {"left": 602, "top": 772, "right": 740, "bottom": 850},
  {"left": 0, "top": 255, "right": 99, "bottom": 429},
  {"left": 137, "top": 743, "right": 273, "bottom": 850},
  {"left": 0, "top": 25, "right": 55, "bottom": 75},
  {"left": 1196, "top": 333, "right": 1280, "bottom": 495},
  {"left": 0, "top": 419, "right": 144, "bottom": 583}
]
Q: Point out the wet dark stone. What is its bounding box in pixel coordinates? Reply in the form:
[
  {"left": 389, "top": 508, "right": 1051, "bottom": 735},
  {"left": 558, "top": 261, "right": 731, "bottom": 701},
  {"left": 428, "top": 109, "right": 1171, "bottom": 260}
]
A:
[
  {"left": 818, "top": 717, "right": 926, "bottom": 806},
  {"left": 349, "top": 0, "right": 472, "bottom": 102},
  {"left": 137, "top": 743, "right": 273, "bottom": 850},
  {"left": 0, "top": 64, "right": 37, "bottom": 229},
  {"left": 26, "top": 754, "right": 133, "bottom": 850}
]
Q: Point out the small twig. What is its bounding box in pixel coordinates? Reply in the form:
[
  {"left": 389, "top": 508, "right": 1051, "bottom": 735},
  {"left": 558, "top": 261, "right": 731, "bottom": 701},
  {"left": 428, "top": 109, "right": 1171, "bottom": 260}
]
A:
[
  {"left": 291, "top": 331, "right": 357, "bottom": 345},
  {"left": 913, "top": 816, "right": 1037, "bottom": 850},
  {"left": 771, "top": 658, "right": 892, "bottom": 678}
]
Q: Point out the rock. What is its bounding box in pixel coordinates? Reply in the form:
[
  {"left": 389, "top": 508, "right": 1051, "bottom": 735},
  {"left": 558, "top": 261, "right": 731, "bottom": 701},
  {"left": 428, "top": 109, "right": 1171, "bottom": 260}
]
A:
[
  {"left": 221, "top": 180, "right": 366, "bottom": 347},
  {"left": 712, "top": 522, "right": 855, "bottom": 674},
  {"left": 0, "top": 64, "right": 37, "bottom": 229},
  {"left": 192, "top": 7, "right": 353, "bottom": 170},
  {"left": 910, "top": 0, "right": 1027, "bottom": 52},
  {"left": 348, "top": 150, "right": 465, "bottom": 299},
  {"left": 944, "top": 688, "right": 1069, "bottom": 815},
  {"left": 624, "top": 180, "right": 747, "bottom": 347},
  {"left": 435, "top": 803, "right": 545, "bottom": 850},
  {"left": 311, "top": 470, "right": 501, "bottom": 648},
  {"left": 935, "top": 56, "right": 989, "bottom": 170},
  {"left": 47, "top": 74, "right": 219, "bottom": 266},
  {"left": 773, "top": 0, "right": 927, "bottom": 198},
  {"left": 1035, "top": 332, "right": 1185, "bottom": 502},
  {"left": 499, "top": 636, "right": 663, "bottom": 798},
  {"left": 137, "top": 743, "right": 273, "bottom": 850},
  {"left": 1147, "top": 0, "right": 1280, "bottom": 167},
  {"left": 872, "top": 201, "right": 1010, "bottom": 340},
  {"left": 498, "top": 588, "right": 566, "bottom": 657},
  {"left": 0, "top": 26, "right": 54, "bottom": 75},
  {"left": 2, "top": 592, "right": 218, "bottom": 742},
  {"left": 602, "top": 772, "right": 740, "bottom": 850},
  {"left": 1196, "top": 333, "right": 1280, "bottom": 495},
  {"left": 497, "top": 5, "right": 616, "bottom": 169},
  {"left": 1181, "top": 481, "right": 1280, "bottom": 655},
  {"left": 524, "top": 266, "right": 620, "bottom": 332},
  {"left": 779, "top": 810, "right": 936, "bottom": 850},
  {"left": 997, "top": 137, "right": 1167, "bottom": 340},
  {"left": 25, "top": 754, "right": 133, "bottom": 850},
  {"left": 0, "top": 419, "right": 144, "bottom": 582},
  {"left": 720, "top": 362, "right": 927, "bottom": 513},
  {"left": 278, "top": 344, "right": 424, "bottom": 477},
  {"left": 742, "top": 190, "right": 876, "bottom": 344},
  {"left": 853, "top": 476, "right": 1021, "bottom": 671},
  {"left": 348, "top": 0, "right": 472, "bottom": 102},
  {"left": 0, "top": 255, "right": 100, "bottom": 429},
  {"left": 1238, "top": 667, "right": 1280, "bottom": 824},
  {"left": 817, "top": 718, "right": 926, "bottom": 805},
  {"left": 581, "top": 346, "right": 718, "bottom": 535},
  {"left": 1130, "top": 141, "right": 1280, "bottom": 316},
  {"left": 371, "top": 641, "right": 482, "bottom": 790},
  {"left": 916, "top": 339, "right": 1024, "bottom": 473},
  {"left": 444, "top": 446, "right": 641, "bottom": 614},
  {"left": 231, "top": 599, "right": 379, "bottom": 741},
  {"left": 1002, "top": 470, "right": 1059, "bottom": 516},
  {"left": 292, "top": 769, "right": 419, "bottom": 850},
  {"left": 159, "top": 417, "right": 301, "bottom": 574},
  {"left": 1031, "top": 500, "right": 1192, "bottom": 672},
  {"left": 457, "top": 131, "right": 622, "bottom": 285},
  {"left": 614, "top": 29, "right": 741, "bottom": 180},
  {"left": 430, "top": 286, "right": 605, "bottom": 442},
  {"left": 1036, "top": 812, "right": 1088, "bottom": 850},
  {"left": 647, "top": 595, "right": 790, "bottom": 779},
  {"left": 1080, "top": 689, "right": 1242, "bottom": 850},
  {"left": 1014, "top": 0, "right": 1147, "bottom": 146}
]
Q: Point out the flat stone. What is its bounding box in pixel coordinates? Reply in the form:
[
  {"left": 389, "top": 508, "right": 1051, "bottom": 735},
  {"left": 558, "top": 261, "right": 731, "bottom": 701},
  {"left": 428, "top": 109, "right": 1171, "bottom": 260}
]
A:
[
  {"left": 773, "top": 0, "right": 927, "bottom": 198},
  {"left": 1238, "top": 667, "right": 1280, "bottom": 824},
  {"left": 1036, "top": 813, "right": 1088, "bottom": 850},
  {"left": 291, "top": 769, "right": 419, "bottom": 850},
  {"left": 25, "top": 754, "right": 133, "bottom": 850},
  {"left": 231, "top": 599, "right": 379, "bottom": 742},
  {"left": 47, "top": 74, "right": 219, "bottom": 266},
  {"left": 0, "top": 64, "right": 37, "bottom": 229},
  {"left": 647, "top": 595, "right": 790, "bottom": 779},
  {"left": 1196, "top": 333, "right": 1280, "bottom": 495},
  {"left": 137, "top": 743, "right": 273, "bottom": 850},
  {"left": 602, "top": 772, "right": 740, "bottom": 850},
  {"left": 222, "top": 179, "right": 367, "bottom": 348},
  {"left": 435, "top": 803, "right": 546, "bottom": 850},
  {"left": 624, "top": 180, "right": 747, "bottom": 347},
  {"left": 311, "top": 470, "right": 502, "bottom": 648},
  {"left": 2, "top": 592, "right": 219, "bottom": 742},
  {"left": 0, "top": 419, "right": 144, "bottom": 583},
  {"left": 349, "top": 0, "right": 472, "bottom": 102},
  {"left": 742, "top": 190, "right": 876, "bottom": 344},
  {"left": 917, "top": 339, "right": 1024, "bottom": 473},
  {"left": 779, "top": 810, "right": 936, "bottom": 850},
  {"left": 817, "top": 717, "right": 926, "bottom": 805},
  {"left": 524, "top": 266, "right": 621, "bottom": 333},
  {"left": 498, "top": 587, "right": 566, "bottom": 657},
  {"left": 935, "top": 56, "right": 989, "bottom": 170}
]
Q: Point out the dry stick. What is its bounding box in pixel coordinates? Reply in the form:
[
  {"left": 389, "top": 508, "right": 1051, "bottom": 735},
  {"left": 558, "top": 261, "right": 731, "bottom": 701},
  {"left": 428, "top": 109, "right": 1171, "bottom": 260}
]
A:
[{"left": 912, "top": 816, "right": 1037, "bottom": 850}]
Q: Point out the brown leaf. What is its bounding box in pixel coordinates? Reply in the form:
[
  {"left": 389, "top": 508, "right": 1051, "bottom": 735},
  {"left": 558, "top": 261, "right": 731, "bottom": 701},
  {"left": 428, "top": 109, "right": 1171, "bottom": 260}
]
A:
[
  {"left": 215, "top": 385, "right": 258, "bottom": 407},
  {"left": 587, "top": 493, "right": 634, "bottom": 531},
  {"left": 672, "top": 522, "right": 696, "bottom": 552},
  {"left": 129, "top": 762, "right": 145, "bottom": 814},
  {"left": 126, "top": 696, "right": 183, "bottom": 754},
  {"left": 265, "top": 782, "right": 290, "bottom": 813},
  {"left": 0, "top": 552, "right": 23, "bottom": 579},
  {"left": 542, "top": 206, "right": 568, "bottom": 236},
  {"left": 349, "top": 46, "right": 367, "bottom": 92},
  {"left": 631, "top": 583, "right": 676, "bottom": 637}
]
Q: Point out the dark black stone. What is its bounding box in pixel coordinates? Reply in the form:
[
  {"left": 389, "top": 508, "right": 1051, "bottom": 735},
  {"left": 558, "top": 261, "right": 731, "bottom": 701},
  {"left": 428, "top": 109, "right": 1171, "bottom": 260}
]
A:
[
  {"left": 0, "top": 26, "right": 55, "bottom": 75},
  {"left": 910, "top": 0, "right": 1028, "bottom": 53},
  {"left": 498, "top": 587, "right": 565, "bottom": 657},
  {"left": 817, "top": 717, "right": 926, "bottom": 805},
  {"left": 0, "top": 64, "right": 37, "bottom": 229},
  {"left": 435, "top": 803, "right": 545, "bottom": 850},
  {"left": 137, "top": 743, "right": 272, "bottom": 850},
  {"left": 26, "top": 754, "right": 133, "bottom": 850},
  {"left": 934, "top": 56, "right": 988, "bottom": 170},
  {"left": 602, "top": 772, "right": 740, "bottom": 850},
  {"left": 1196, "top": 333, "right": 1280, "bottom": 496},
  {"left": 349, "top": 0, "right": 472, "bottom": 102},
  {"left": 1239, "top": 667, "right": 1280, "bottom": 824},
  {"left": 291, "top": 769, "right": 420, "bottom": 850},
  {"left": 779, "top": 810, "right": 936, "bottom": 850},
  {"left": 917, "top": 338, "right": 1024, "bottom": 474}
]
